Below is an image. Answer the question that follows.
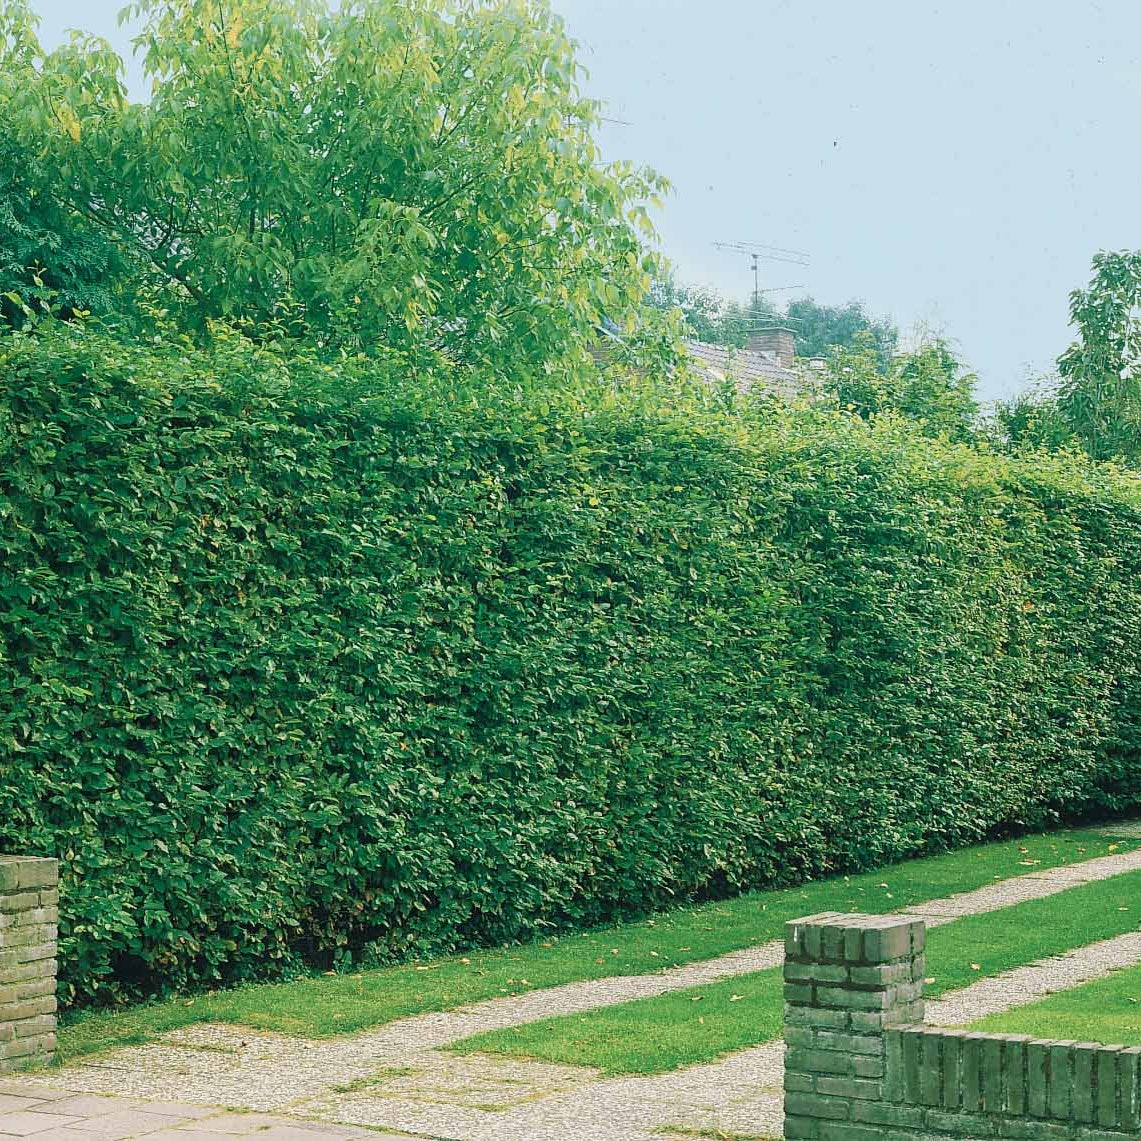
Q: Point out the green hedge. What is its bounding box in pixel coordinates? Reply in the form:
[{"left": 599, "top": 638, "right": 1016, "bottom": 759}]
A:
[{"left": 2, "top": 327, "right": 1140, "bottom": 1007}]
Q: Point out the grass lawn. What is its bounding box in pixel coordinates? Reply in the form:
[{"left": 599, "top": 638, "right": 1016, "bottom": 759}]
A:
[
  {"left": 449, "top": 864, "right": 1141, "bottom": 1075},
  {"left": 56, "top": 825, "right": 1135, "bottom": 1064},
  {"left": 970, "top": 962, "right": 1141, "bottom": 1045}
]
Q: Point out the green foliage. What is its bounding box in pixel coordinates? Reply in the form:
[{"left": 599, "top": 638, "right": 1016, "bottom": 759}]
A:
[
  {"left": 3, "top": 324, "right": 1141, "bottom": 1009},
  {"left": 0, "top": 2, "right": 127, "bottom": 325},
  {"left": 786, "top": 296, "right": 897, "bottom": 370},
  {"left": 995, "top": 252, "right": 1141, "bottom": 466},
  {"left": 1056, "top": 250, "right": 1141, "bottom": 463},
  {"left": 646, "top": 277, "right": 774, "bottom": 348},
  {"left": 820, "top": 333, "right": 979, "bottom": 440},
  {"left": 2, "top": 0, "right": 663, "bottom": 369}
]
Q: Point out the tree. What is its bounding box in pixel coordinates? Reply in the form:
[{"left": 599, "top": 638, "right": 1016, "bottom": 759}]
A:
[
  {"left": 994, "top": 252, "right": 1141, "bottom": 465},
  {"left": 3, "top": 0, "right": 665, "bottom": 372},
  {"left": 0, "top": 3, "right": 127, "bottom": 324},
  {"left": 1054, "top": 251, "right": 1141, "bottom": 463},
  {"left": 646, "top": 275, "right": 774, "bottom": 348},
  {"left": 786, "top": 297, "right": 897, "bottom": 372},
  {"left": 820, "top": 332, "right": 978, "bottom": 441}
]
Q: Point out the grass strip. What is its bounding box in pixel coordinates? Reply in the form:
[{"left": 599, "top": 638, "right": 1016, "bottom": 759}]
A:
[
  {"left": 450, "top": 864, "right": 1141, "bottom": 1075},
  {"left": 969, "top": 962, "right": 1141, "bottom": 1046},
  {"left": 56, "top": 825, "right": 1135, "bottom": 1063}
]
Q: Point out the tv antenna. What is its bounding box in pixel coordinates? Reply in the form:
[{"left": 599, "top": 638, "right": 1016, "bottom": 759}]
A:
[{"left": 713, "top": 240, "right": 810, "bottom": 313}]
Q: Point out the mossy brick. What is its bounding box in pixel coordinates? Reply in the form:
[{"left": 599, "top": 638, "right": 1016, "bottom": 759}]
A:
[
  {"left": 962, "top": 1034, "right": 984, "bottom": 1113},
  {"left": 1072, "top": 1044, "right": 1099, "bottom": 1124},
  {"left": 817, "top": 1076, "right": 883, "bottom": 1101},
  {"left": 0, "top": 924, "right": 57, "bottom": 950},
  {"left": 940, "top": 1031, "right": 964, "bottom": 1111},
  {"left": 1074, "top": 1131, "right": 1141, "bottom": 1141},
  {"left": 788, "top": 963, "right": 851, "bottom": 985},
  {"left": 15, "top": 978, "right": 55, "bottom": 1001},
  {"left": 921, "top": 1032, "right": 944, "bottom": 1107},
  {"left": 1118, "top": 1047, "right": 1141, "bottom": 1129},
  {"left": 1, "top": 1034, "right": 50, "bottom": 1060},
  {"left": 13, "top": 1014, "right": 56, "bottom": 1038},
  {"left": 0, "top": 996, "right": 56, "bottom": 1023},
  {"left": 785, "top": 1114, "right": 821, "bottom": 1139},
  {"left": 861, "top": 918, "right": 924, "bottom": 965},
  {"left": 850, "top": 1010, "right": 897, "bottom": 1033},
  {"left": 787, "top": 914, "right": 847, "bottom": 961},
  {"left": 1027, "top": 1041, "right": 1051, "bottom": 1118},
  {"left": 821, "top": 923, "right": 848, "bottom": 963},
  {"left": 815, "top": 1031, "right": 884, "bottom": 1056},
  {"left": 786, "top": 1004, "right": 851, "bottom": 1030},
  {"left": 14, "top": 860, "right": 56, "bottom": 891},
  {"left": 0, "top": 893, "right": 40, "bottom": 915},
  {"left": 849, "top": 963, "right": 913, "bottom": 988},
  {"left": 884, "top": 1030, "right": 904, "bottom": 1103},
  {"left": 787, "top": 1071, "right": 817, "bottom": 1094},
  {"left": 817, "top": 1124, "right": 887, "bottom": 1140},
  {"left": 1048, "top": 1042, "right": 1076, "bottom": 1121},
  {"left": 787, "top": 982, "right": 817, "bottom": 1006},
  {"left": 902, "top": 1028, "right": 923, "bottom": 1103},
  {"left": 14, "top": 943, "right": 56, "bottom": 966},
  {"left": 981, "top": 1036, "right": 1004, "bottom": 1114},
  {"left": 853, "top": 1055, "right": 885, "bottom": 1079},
  {"left": 1005, "top": 1037, "right": 1032, "bottom": 1117},
  {"left": 1096, "top": 1048, "right": 1121, "bottom": 1129},
  {"left": 786, "top": 1092, "right": 852, "bottom": 1121},
  {"left": 851, "top": 1100, "right": 924, "bottom": 1129},
  {"left": 997, "top": 1120, "right": 1071, "bottom": 1139},
  {"left": 816, "top": 986, "right": 894, "bottom": 1011},
  {"left": 36, "top": 890, "right": 58, "bottom": 908},
  {"left": 923, "top": 1108, "right": 1001, "bottom": 1136},
  {"left": 844, "top": 925, "right": 866, "bottom": 964},
  {"left": 787, "top": 1026, "right": 819, "bottom": 1049},
  {"left": 788, "top": 1047, "right": 856, "bottom": 1076}
]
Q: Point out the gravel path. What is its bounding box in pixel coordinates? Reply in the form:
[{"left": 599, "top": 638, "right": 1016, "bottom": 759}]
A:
[
  {"left": 925, "top": 929, "right": 1141, "bottom": 1026},
  {"left": 8, "top": 836, "right": 1141, "bottom": 1140}
]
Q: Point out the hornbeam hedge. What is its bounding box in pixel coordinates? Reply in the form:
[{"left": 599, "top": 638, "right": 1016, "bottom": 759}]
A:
[{"left": 2, "top": 326, "right": 1140, "bottom": 1006}]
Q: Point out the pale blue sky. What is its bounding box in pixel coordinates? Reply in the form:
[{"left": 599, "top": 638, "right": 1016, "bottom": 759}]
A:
[{"left": 29, "top": 0, "right": 1141, "bottom": 398}]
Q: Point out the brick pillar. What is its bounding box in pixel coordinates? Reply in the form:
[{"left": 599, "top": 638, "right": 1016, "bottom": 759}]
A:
[
  {"left": 783, "top": 912, "right": 925, "bottom": 1140},
  {"left": 0, "top": 857, "right": 59, "bottom": 1072}
]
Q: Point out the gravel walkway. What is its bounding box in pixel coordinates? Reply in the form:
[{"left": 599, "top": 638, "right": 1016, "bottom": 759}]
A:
[
  {"left": 6, "top": 836, "right": 1141, "bottom": 1141},
  {"left": 925, "top": 929, "right": 1141, "bottom": 1026}
]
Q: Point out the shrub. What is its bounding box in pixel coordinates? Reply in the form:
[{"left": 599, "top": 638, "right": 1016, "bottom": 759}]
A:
[{"left": 2, "top": 325, "right": 1140, "bottom": 1006}]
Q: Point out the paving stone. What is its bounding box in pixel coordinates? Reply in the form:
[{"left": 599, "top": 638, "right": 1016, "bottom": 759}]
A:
[
  {"left": 0, "top": 1112, "right": 82, "bottom": 1137},
  {"left": 0, "top": 1105, "right": 43, "bottom": 1119},
  {"left": 40, "top": 1104, "right": 136, "bottom": 1121},
  {"left": 69, "top": 1110, "right": 197, "bottom": 1138}
]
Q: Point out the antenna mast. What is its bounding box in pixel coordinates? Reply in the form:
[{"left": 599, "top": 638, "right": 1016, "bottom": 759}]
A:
[{"left": 712, "top": 240, "right": 810, "bottom": 320}]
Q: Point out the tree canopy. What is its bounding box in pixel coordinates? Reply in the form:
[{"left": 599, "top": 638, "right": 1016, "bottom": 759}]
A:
[
  {"left": 785, "top": 297, "right": 897, "bottom": 371},
  {"left": 0, "top": 0, "right": 665, "bottom": 372},
  {"left": 820, "top": 331, "right": 978, "bottom": 441},
  {"left": 995, "top": 251, "right": 1141, "bottom": 466}
]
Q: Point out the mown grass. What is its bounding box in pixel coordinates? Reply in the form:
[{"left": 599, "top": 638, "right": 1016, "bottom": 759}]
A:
[
  {"left": 449, "top": 861, "right": 1141, "bottom": 1075},
  {"left": 970, "top": 962, "right": 1141, "bottom": 1045},
  {"left": 55, "top": 825, "right": 1134, "bottom": 1064}
]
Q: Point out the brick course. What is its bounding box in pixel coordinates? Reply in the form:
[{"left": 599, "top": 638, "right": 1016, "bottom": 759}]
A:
[
  {"left": 0, "top": 856, "right": 58, "bottom": 1072},
  {"left": 784, "top": 912, "right": 1141, "bottom": 1139}
]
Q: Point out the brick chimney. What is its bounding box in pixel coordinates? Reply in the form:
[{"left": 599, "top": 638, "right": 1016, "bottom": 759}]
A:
[{"left": 748, "top": 326, "right": 796, "bottom": 368}]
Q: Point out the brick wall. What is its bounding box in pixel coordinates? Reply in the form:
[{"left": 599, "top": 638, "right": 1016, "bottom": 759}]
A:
[
  {"left": 783, "top": 911, "right": 1141, "bottom": 1139},
  {"left": 0, "top": 856, "right": 59, "bottom": 1072}
]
